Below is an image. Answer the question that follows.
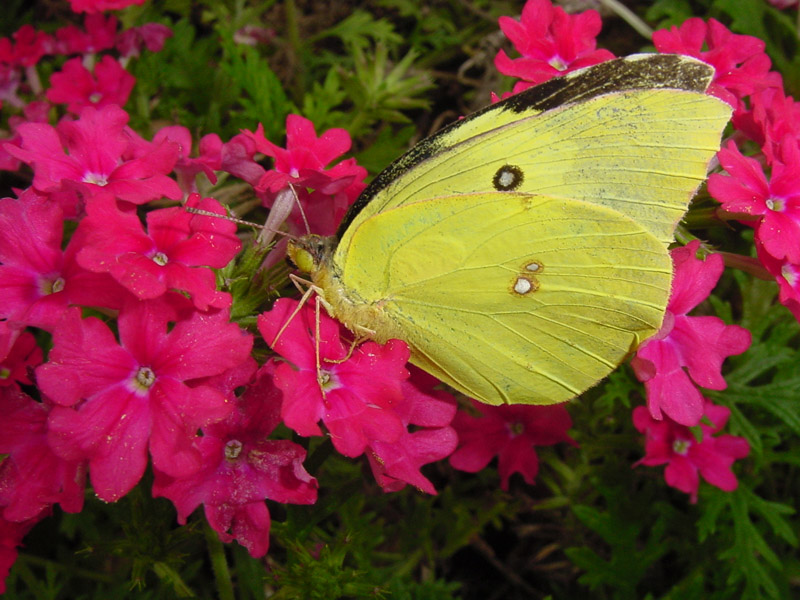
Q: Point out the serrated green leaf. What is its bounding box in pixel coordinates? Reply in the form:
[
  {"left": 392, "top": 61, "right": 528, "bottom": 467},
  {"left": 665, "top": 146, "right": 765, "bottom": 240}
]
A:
[
  {"left": 744, "top": 487, "right": 798, "bottom": 547},
  {"left": 696, "top": 489, "right": 729, "bottom": 542}
]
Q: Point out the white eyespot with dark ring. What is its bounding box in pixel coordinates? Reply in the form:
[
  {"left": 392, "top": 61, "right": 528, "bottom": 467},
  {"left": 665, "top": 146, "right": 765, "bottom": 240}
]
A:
[
  {"left": 513, "top": 276, "right": 537, "bottom": 295},
  {"left": 525, "top": 261, "right": 542, "bottom": 273},
  {"left": 493, "top": 164, "right": 524, "bottom": 191}
]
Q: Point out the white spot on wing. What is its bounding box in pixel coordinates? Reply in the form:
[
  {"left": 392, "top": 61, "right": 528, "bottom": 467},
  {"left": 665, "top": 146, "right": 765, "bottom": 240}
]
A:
[{"left": 514, "top": 277, "right": 533, "bottom": 295}]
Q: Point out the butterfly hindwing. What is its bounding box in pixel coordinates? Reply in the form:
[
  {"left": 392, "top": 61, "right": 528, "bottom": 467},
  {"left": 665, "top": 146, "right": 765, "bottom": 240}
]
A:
[{"left": 336, "top": 192, "right": 672, "bottom": 405}]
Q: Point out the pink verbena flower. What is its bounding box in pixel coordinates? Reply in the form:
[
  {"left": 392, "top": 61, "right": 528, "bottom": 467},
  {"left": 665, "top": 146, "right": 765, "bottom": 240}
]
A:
[
  {"left": 46, "top": 55, "right": 135, "bottom": 114},
  {"left": 37, "top": 299, "right": 254, "bottom": 502},
  {"left": 709, "top": 137, "right": 800, "bottom": 263},
  {"left": 731, "top": 86, "right": 800, "bottom": 163},
  {"left": 653, "top": 18, "right": 780, "bottom": 110},
  {"left": 631, "top": 241, "right": 751, "bottom": 427},
  {"left": 68, "top": 0, "right": 146, "bottom": 14},
  {"left": 1, "top": 102, "right": 51, "bottom": 174},
  {"left": 0, "top": 386, "right": 87, "bottom": 521},
  {"left": 366, "top": 369, "right": 458, "bottom": 494},
  {"left": 54, "top": 14, "right": 117, "bottom": 55},
  {"left": 151, "top": 126, "right": 221, "bottom": 192},
  {"left": 766, "top": 0, "right": 798, "bottom": 8},
  {"left": 3, "top": 105, "right": 182, "bottom": 204},
  {"left": 245, "top": 115, "right": 366, "bottom": 236},
  {"left": 1, "top": 513, "right": 45, "bottom": 594},
  {"left": 76, "top": 194, "right": 239, "bottom": 310},
  {"left": 0, "top": 324, "right": 42, "bottom": 387},
  {"left": 8, "top": 25, "right": 52, "bottom": 68},
  {"left": 449, "top": 401, "right": 575, "bottom": 490},
  {"left": 233, "top": 25, "right": 276, "bottom": 47},
  {"left": 258, "top": 298, "right": 409, "bottom": 457},
  {"left": 0, "top": 63, "right": 23, "bottom": 113},
  {"left": 633, "top": 400, "right": 750, "bottom": 503},
  {"left": 217, "top": 132, "right": 263, "bottom": 186},
  {"left": 494, "top": 0, "right": 614, "bottom": 90},
  {"left": 0, "top": 190, "right": 126, "bottom": 330},
  {"left": 755, "top": 241, "right": 800, "bottom": 322},
  {"left": 115, "top": 23, "right": 173, "bottom": 58},
  {"left": 153, "top": 363, "right": 318, "bottom": 557}
]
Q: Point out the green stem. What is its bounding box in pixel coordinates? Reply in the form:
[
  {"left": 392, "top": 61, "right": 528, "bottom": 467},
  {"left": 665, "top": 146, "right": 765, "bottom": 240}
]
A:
[
  {"left": 284, "top": 0, "right": 305, "bottom": 101},
  {"left": 205, "top": 523, "right": 235, "bottom": 600},
  {"left": 17, "top": 552, "right": 115, "bottom": 583},
  {"left": 598, "top": 0, "right": 653, "bottom": 40}
]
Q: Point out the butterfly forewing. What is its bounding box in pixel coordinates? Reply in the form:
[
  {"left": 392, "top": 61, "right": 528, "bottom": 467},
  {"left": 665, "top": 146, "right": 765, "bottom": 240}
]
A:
[{"left": 337, "top": 55, "right": 730, "bottom": 249}]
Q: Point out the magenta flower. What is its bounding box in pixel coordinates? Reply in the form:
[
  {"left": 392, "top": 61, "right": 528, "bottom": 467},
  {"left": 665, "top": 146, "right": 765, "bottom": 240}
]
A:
[
  {"left": 709, "top": 138, "right": 800, "bottom": 263},
  {"left": 0, "top": 63, "right": 23, "bottom": 113},
  {"left": 631, "top": 241, "right": 752, "bottom": 427},
  {"left": 0, "top": 325, "right": 42, "bottom": 387},
  {"left": 0, "top": 386, "right": 87, "bottom": 521},
  {"left": 449, "top": 401, "right": 575, "bottom": 490},
  {"left": 0, "top": 190, "right": 127, "bottom": 330},
  {"left": 494, "top": 0, "right": 614, "bottom": 89},
  {"left": 218, "top": 132, "right": 263, "bottom": 187},
  {"left": 366, "top": 369, "right": 458, "bottom": 494},
  {"left": 46, "top": 55, "right": 135, "bottom": 114},
  {"left": 115, "top": 23, "right": 173, "bottom": 58},
  {"left": 67, "top": 0, "right": 146, "bottom": 14},
  {"left": 633, "top": 401, "right": 750, "bottom": 503},
  {"left": 76, "top": 194, "right": 240, "bottom": 310},
  {"left": 0, "top": 101, "right": 51, "bottom": 174},
  {"left": 731, "top": 85, "right": 800, "bottom": 163},
  {"left": 755, "top": 241, "right": 800, "bottom": 322},
  {"left": 3, "top": 105, "right": 182, "bottom": 204},
  {"left": 766, "top": 0, "right": 798, "bottom": 8},
  {"left": 54, "top": 14, "right": 117, "bottom": 55},
  {"left": 258, "top": 298, "right": 409, "bottom": 458},
  {"left": 653, "top": 18, "right": 780, "bottom": 110},
  {"left": 0, "top": 514, "right": 44, "bottom": 594},
  {"left": 153, "top": 364, "right": 318, "bottom": 557},
  {"left": 245, "top": 115, "right": 366, "bottom": 235},
  {"left": 152, "top": 126, "right": 221, "bottom": 192},
  {"left": 37, "top": 299, "right": 253, "bottom": 502},
  {"left": 8, "top": 25, "right": 52, "bottom": 68}
]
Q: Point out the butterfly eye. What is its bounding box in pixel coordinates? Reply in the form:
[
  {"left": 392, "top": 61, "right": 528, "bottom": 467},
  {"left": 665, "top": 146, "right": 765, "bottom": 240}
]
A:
[
  {"left": 287, "top": 241, "right": 316, "bottom": 273},
  {"left": 493, "top": 164, "right": 524, "bottom": 191}
]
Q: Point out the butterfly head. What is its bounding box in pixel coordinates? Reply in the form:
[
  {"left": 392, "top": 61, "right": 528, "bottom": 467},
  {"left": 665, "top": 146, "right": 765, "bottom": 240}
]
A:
[{"left": 287, "top": 234, "right": 336, "bottom": 275}]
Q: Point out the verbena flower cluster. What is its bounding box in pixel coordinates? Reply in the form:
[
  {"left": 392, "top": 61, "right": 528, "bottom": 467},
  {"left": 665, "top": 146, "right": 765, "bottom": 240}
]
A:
[{"left": 2, "top": 0, "right": 793, "bottom": 589}]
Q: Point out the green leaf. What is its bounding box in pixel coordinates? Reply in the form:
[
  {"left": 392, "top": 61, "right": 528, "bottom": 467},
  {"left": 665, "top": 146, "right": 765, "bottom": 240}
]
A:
[{"left": 220, "top": 34, "right": 295, "bottom": 140}]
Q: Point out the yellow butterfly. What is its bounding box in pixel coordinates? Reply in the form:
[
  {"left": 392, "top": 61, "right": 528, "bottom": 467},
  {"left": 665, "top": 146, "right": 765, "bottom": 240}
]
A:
[{"left": 288, "top": 54, "right": 731, "bottom": 406}]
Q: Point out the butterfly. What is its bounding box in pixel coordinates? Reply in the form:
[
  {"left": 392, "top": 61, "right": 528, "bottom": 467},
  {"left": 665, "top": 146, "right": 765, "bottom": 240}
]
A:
[{"left": 287, "top": 53, "right": 731, "bottom": 406}]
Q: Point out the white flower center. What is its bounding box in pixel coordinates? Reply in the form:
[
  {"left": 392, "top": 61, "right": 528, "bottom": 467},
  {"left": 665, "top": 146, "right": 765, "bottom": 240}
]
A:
[
  {"left": 672, "top": 438, "right": 691, "bottom": 455},
  {"left": 765, "top": 197, "right": 785, "bottom": 211},
  {"left": 83, "top": 171, "right": 109, "bottom": 186},
  {"left": 225, "top": 439, "right": 243, "bottom": 460},
  {"left": 132, "top": 366, "right": 156, "bottom": 393}
]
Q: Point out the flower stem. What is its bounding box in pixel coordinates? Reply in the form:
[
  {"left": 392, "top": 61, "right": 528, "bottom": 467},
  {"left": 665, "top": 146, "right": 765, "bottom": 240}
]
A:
[
  {"left": 598, "top": 0, "right": 654, "bottom": 39},
  {"left": 205, "top": 522, "right": 235, "bottom": 600}
]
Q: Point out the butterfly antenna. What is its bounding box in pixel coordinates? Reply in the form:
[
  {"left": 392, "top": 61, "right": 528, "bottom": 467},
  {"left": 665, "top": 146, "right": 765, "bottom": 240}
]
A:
[
  {"left": 185, "top": 205, "right": 266, "bottom": 228},
  {"left": 288, "top": 183, "right": 313, "bottom": 236}
]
